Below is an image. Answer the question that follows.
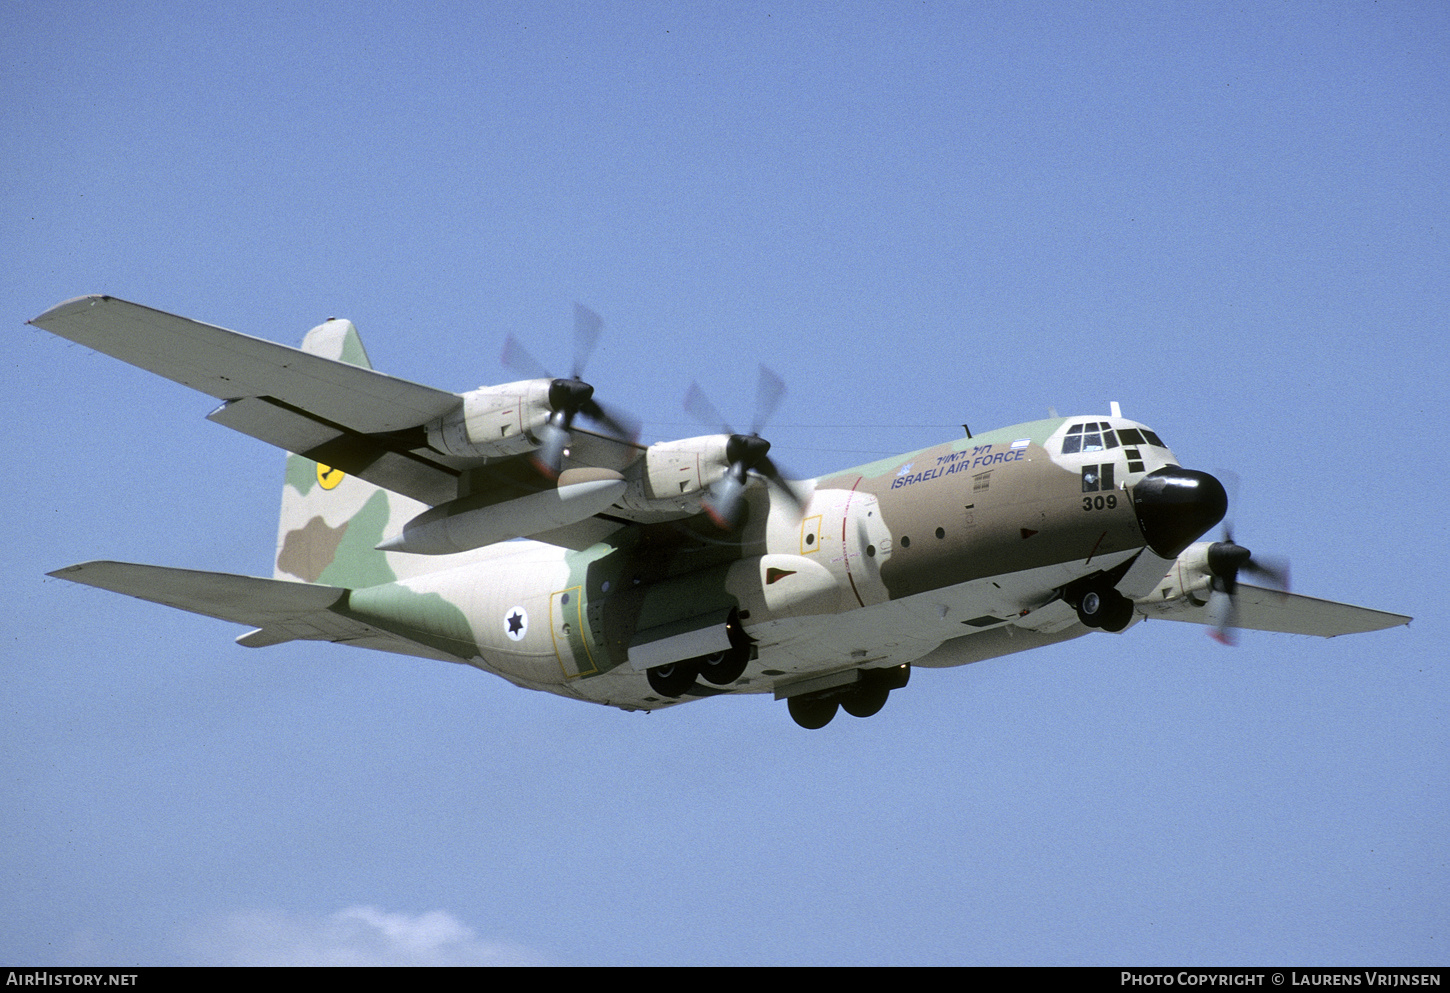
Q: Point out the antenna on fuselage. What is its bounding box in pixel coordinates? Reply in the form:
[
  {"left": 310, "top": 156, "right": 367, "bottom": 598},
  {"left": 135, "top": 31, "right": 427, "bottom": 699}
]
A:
[{"left": 962, "top": 424, "right": 972, "bottom": 439}]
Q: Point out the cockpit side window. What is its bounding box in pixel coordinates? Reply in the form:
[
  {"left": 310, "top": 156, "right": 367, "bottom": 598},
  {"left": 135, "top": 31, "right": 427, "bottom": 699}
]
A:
[{"left": 1115, "top": 426, "right": 1167, "bottom": 448}]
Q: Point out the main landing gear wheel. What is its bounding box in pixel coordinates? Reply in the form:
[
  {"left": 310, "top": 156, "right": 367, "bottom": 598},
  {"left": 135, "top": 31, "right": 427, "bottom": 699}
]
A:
[
  {"left": 698, "top": 644, "right": 750, "bottom": 686},
  {"left": 647, "top": 661, "right": 698, "bottom": 698},
  {"left": 842, "top": 682, "right": 890, "bottom": 718},
  {"left": 1076, "top": 587, "right": 1134, "bottom": 633},
  {"left": 788, "top": 696, "right": 838, "bottom": 729},
  {"left": 786, "top": 665, "right": 911, "bottom": 728},
  {"left": 698, "top": 610, "right": 754, "bottom": 686}
]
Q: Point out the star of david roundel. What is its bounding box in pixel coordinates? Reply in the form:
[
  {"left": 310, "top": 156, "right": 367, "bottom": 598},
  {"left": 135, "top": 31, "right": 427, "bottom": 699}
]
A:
[{"left": 504, "top": 607, "right": 528, "bottom": 641}]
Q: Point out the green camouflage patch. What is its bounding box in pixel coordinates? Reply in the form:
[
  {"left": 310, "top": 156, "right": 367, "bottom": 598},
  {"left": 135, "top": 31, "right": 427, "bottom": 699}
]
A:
[
  {"left": 317, "top": 488, "right": 398, "bottom": 589},
  {"left": 343, "top": 584, "right": 479, "bottom": 660}
]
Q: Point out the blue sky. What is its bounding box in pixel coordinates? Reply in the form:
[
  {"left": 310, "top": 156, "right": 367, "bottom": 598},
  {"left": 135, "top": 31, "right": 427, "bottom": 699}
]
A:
[{"left": 5, "top": 1, "right": 1446, "bottom": 966}]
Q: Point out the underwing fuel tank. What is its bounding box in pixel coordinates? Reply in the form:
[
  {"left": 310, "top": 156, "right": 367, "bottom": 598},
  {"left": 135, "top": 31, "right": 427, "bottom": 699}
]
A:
[{"left": 377, "top": 468, "right": 626, "bottom": 555}]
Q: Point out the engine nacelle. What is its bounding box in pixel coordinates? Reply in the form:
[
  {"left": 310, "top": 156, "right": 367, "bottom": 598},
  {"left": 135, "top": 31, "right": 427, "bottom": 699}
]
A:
[
  {"left": 425, "top": 379, "right": 553, "bottom": 460},
  {"left": 1152, "top": 541, "right": 1215, "bottom": 605},
  {"left": 618, "top": 435, "right": 732, "bottom": 514}
]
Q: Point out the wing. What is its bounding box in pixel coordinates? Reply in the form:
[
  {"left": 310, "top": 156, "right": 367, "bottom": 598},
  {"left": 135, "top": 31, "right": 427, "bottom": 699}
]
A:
[
  {"left": 31, "top": 295, "right": 460, "bottom": 430},
  {"left": 1138, "top": 583, "right": 1411, "bottom": 637},
  {"left": 48, "top": 560, "right": 465, "bottom": 663},
  {"left": 30, "top": 295, "right": 647, "bottom": 523},
  {"left": 31, "top": 295, "right": 465, "bottom": 504}
]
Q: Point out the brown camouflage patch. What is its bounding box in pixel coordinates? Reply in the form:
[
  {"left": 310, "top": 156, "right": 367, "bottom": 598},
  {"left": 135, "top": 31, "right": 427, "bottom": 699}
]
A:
[{"left": 277, "top": 515, "right": 349, "bottom": 583}]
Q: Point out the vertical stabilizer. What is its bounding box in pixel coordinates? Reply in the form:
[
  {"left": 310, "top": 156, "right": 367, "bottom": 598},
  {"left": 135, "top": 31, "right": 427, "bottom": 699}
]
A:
[{"left": 273, "top": 319, "right": 426, "bottom": 588}]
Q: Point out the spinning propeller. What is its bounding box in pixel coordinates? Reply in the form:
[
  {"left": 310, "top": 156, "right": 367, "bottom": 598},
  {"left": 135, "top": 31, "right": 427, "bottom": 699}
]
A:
[
  {"left": 502, "top": 303, "right": 639, "bottom": 478},
  {"left": 1203, "top": 474, "right": 1291, "bottom": 644},
  {"left": 683, "top": 365, "right": 803, "bottom": 529}
]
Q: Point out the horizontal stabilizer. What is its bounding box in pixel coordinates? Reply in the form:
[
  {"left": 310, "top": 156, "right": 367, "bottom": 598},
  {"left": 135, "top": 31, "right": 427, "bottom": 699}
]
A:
[
  {"left": 1137, "top": 583, "right": 1411, "bottom": 638},
  {"left": 48, "top": 561, "right": 464, "bottom": 663}
]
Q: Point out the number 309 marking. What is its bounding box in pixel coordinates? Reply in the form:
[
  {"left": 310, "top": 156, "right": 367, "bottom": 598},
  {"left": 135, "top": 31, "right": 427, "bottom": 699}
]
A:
[{"left": 1083, "top": 494, "right": 1118, "bottom": 511}]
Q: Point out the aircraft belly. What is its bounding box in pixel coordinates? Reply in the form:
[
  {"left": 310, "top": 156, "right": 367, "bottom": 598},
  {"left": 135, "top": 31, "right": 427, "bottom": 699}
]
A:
[
  {"left": 911, "top": 622, "right": 1090, "bottom": 669},
  {"left": 550, "top": 581, "right": 1058, "bottom": 712},
  {"left": 749, "top": 548, "right": 1144, "bottom": 679}
]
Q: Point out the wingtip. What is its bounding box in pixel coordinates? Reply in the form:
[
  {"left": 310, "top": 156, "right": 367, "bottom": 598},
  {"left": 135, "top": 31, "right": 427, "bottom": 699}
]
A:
[
  {"left": 47, "top": 560, "right": 126, "bottom": 581},
  {"left": 30, "top": 294, "right": 112, "bottom": 328}
]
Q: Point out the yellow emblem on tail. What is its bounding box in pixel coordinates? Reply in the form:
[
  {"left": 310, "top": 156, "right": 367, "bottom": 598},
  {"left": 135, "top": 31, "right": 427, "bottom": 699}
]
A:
[{"left": 316, "top": 463, "right": 345, "bottom": 490}]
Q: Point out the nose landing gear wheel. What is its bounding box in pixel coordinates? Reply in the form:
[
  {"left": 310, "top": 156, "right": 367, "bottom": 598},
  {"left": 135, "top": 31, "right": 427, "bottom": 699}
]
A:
[
  {"left": 1076, "top": 587, "right": 1134, "bottom": 633},
  {"left": 1099, "top": 593, "right": 1135, "bottom": 633}
]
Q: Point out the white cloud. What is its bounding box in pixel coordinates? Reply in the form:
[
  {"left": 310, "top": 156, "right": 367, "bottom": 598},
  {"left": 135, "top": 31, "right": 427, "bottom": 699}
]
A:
[{"left": 187, "top": 905, "right": 552, "bottom": 966}]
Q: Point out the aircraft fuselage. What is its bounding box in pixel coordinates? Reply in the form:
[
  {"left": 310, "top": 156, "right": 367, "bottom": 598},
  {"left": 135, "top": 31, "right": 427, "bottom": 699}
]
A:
[{"left": 340, "top": 412, "right": 1217, "bottom": 712}]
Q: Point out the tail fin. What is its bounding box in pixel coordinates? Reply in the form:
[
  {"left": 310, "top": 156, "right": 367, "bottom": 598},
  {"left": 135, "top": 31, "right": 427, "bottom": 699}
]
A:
[{"left": 273, "top": 318, "right": 425, "bottom": 588}]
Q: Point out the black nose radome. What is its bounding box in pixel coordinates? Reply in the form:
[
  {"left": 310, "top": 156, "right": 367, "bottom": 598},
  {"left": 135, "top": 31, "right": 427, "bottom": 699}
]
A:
[{"left": 1132, "top": 467, "right": 1229, "bottom": 559}]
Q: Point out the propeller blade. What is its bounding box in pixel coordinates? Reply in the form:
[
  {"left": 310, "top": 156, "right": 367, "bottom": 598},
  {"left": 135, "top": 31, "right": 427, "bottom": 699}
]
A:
[
  {"left": 530, "top": 417, "right": 570, "bottom": 479},
  {"left": 1207, "top": 586, "right": 1238, "bottom": 645},
  {"left": 752, "top": 365, "right": 786, "bottom": 436},
  {"left": 572, "top": 302, "right": 603, "bottom": 379},
  {"left": 702, "top": 470, "right": 749, "bottom": 530},
  {"left": 501, "top": 334, "right": 552, "bottom": 381},
  {"left": 683, "top": 382, "right": 733, "bottom": 435},
  {"left": 758, "top": 455, "right": 806, "bottom": 515},
  {"left": 1244, "top": 555, "right": 1291, "bottom": 591},
  {"left": 580, "top": 397, "right": 641, "bottom": 444}
]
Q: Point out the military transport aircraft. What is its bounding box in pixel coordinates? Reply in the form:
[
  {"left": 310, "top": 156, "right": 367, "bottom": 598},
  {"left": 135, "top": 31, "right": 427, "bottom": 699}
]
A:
[{"left": 32, "top": 295, "right": 1411, "bottom": 729}]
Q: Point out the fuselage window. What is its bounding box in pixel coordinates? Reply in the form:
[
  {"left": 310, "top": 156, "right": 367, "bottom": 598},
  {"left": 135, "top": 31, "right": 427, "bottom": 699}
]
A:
[{"left": 1142, "top": 429, "right": 1165, "bottom": 447}]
